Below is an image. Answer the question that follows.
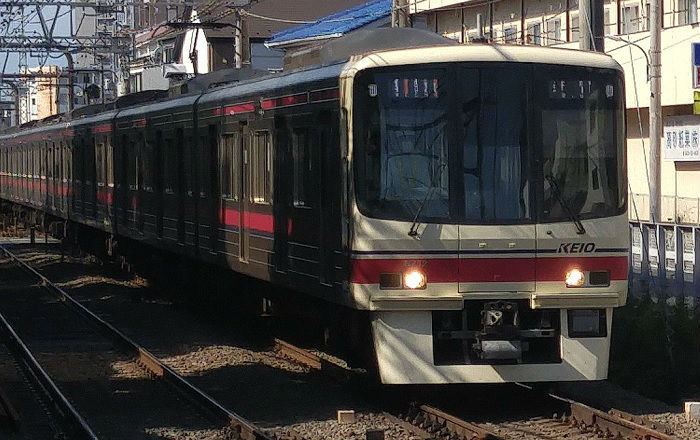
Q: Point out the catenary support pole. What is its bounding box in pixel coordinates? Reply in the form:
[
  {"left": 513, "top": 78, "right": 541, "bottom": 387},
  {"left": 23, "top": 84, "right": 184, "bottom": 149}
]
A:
[
  {"left": 579, "top": 0, "right": 604, "bottom": 51},
  {"left": 649, "top": 0, "right": 662, "bottom": 222}
]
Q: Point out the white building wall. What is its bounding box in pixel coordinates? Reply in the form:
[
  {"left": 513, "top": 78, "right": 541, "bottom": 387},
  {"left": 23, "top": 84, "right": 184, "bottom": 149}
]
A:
[{"left": 181, "top": 11, "right": 212, "bottom": 75}]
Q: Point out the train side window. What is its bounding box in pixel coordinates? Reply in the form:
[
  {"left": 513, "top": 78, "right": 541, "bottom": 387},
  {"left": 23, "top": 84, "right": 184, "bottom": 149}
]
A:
[
  {"left": 128, "top": 139, "right": 137, "bottom": 191},
  {"left": 142, "top": 138, "right": 154, "bottom": 192},
  {"left": 251, "top": 130, "right": 272, "bottom": 204},
  {"left": 292, "top": 128, "right": 316, "bottom": 208},
  {"left": 199, "top": 134, "right": 208, "bottom": 198},
  {"left": 219, "top": 133, "right": 240, "bottom": 201},
  {"left": 54, "top": 146, "right": 60, "bottom": 186},
  {"left": 96, "top": 142, "right": 104, "bottom": 186},
  {"left": 106, "top": 138, "right": 114, "bottom": 187},
  {"left": 185, "top": 135, "right": 194, "bottom": 197},
  {"left": 162, "top": 138, "right": 173, "bottom": 194}
]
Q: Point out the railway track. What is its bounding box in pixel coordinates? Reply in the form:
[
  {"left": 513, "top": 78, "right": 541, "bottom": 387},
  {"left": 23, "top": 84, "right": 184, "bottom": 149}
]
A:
[
  {"left": 274, "top": 338, "right": 682, "bottom": 440},
  {"left": 0, "top": 243, "right": 273, "bottom": 440}
]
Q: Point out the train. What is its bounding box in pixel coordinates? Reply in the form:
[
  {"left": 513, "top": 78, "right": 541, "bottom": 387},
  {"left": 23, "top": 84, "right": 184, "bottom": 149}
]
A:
[{"left": 0, "top": 29, "right": 629, "bottom": 384}]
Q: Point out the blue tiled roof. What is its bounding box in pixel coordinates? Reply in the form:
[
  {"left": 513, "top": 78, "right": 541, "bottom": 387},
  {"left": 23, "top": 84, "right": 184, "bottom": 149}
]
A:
[{"left": 266, "top": 0, "right": 391, "bottom": 46}]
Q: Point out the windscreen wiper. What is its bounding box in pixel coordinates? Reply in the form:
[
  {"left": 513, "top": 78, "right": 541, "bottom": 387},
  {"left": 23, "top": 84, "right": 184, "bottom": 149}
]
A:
[
  {"left": 408, "top": 162, "right": 447, "bottom": 237},
  {"left": 545, "top": 174, "right": 586, "bottom": 235}
]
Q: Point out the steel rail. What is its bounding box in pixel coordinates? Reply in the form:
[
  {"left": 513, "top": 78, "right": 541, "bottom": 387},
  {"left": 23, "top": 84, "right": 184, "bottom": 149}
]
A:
[
  {"left": 0, "top": 244, "right": 274, "bottom": 440},
  {"left": 0, "top": 384, "right": 21, "bottom": 428},
  {"left": 406, "top": 403, "right": 503, "bottom": 440},
  {"left": 516, "top": 383, "right": 680, "bottom": 440},
  {"left": 0, "top": 312, "right": 98, "bottom": 439},
  {"left": 273, "top": 338, "right": 352, "bottom": 382}
]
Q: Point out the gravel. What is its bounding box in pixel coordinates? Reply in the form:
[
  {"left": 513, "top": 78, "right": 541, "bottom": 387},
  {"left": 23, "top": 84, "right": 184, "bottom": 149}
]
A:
[{"left": 271, "top": 412, "right": 424, "bottom": 440}]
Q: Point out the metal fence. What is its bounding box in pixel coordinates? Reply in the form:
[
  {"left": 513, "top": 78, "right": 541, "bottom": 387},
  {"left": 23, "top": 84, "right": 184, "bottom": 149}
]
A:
[{"left": 629, "top": 221, "right": 700, "bottom": 300}]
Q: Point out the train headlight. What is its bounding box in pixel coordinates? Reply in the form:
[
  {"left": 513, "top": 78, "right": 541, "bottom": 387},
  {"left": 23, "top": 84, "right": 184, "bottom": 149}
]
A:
[
  {"left": 403, "top": 270, "right": 426, "bottom": 289},
  {"left": 565, "top": 268, "right": 585, "bottom": 287}
]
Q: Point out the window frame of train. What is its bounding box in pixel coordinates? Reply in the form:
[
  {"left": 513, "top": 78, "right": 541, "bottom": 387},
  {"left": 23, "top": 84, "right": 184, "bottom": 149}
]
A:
[
  {"left": 251, "top": 129, "right": 273, "bottom": 205},
  {"left": 291, "top": 127, "right": 317, "bottom": 208},
  {"left": 219, "top": 131, "right": 241, "bottom": 202}
]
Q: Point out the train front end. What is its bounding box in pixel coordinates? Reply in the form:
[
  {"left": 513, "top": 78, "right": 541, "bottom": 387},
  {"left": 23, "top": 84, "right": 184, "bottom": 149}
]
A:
[{"left": 344, "top": 46, "right": 628, "bottom": 384}]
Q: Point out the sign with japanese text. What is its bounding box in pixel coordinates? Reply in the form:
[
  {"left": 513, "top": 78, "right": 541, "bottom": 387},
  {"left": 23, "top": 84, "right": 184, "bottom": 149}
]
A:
[{"left": 664, "top": 115, "right": 700, "bottom": 161}]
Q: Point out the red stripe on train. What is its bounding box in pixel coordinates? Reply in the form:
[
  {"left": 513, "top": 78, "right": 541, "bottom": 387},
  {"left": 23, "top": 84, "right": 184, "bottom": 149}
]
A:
[
  {"left": 349, "top": 256, "right": 628, "bottom": 284},
  {"left": 219, "top": 207, "right": 292, "bottom": 235}
]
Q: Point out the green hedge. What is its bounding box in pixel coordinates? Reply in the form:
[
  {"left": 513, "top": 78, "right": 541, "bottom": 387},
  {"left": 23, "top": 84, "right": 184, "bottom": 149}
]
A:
[{"left": 610, "top": 287, "right": 699, "bottom": 403}]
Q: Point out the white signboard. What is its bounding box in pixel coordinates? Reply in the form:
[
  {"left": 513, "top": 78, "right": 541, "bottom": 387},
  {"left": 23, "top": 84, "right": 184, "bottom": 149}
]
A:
[{"left": 664, "top": 115, "right": 700, "bottom": 161}]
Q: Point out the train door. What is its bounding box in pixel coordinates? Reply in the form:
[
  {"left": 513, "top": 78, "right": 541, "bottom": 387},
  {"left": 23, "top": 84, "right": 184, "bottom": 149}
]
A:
[
  {"left": 219, "top": 127, "right": 243, "bottom": 260},
  {"left": 155, "top": 130, "right": 164, "bottom": 238},
  {"left": 246, "top": 119, "right": 275, "bottom": 268},
  {"left": 239, "top": 124, "right": 251, "bottom": 263},
  {"left": 52, "top": 143, "right": 59, "bottom": 212},
  {"left": 457, "top": 65, "right": 536, "bottom": 293},
  {"left": 136, "top": 134, "right": 145, "bottom": 232},
  {"left": 176, "top": 129, "right": 186, "bottom": 243},
  {"left": 95, "top": 139, "right": 105, "bottom": 220},
  {"left": 195, "top": 124, "right": 218, "bottom": 254},
  {"left": 318, "top": 112, "right": 339, "bottom": 286}
]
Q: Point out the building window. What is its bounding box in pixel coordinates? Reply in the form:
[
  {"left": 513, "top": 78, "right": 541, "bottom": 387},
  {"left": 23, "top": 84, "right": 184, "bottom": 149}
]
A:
[
  {"left": 527, "top": 22, "right": 542, "bottom": 45},
  {"left": 570, "top": 14, "right": 580, "bottom": 42},
  {"left": 251, "top": 131, "right": 272, "bottom": 204},
  {"left": 687, "top": 0, "right": 698, "bottom": 24},
  {"left": 292, "top": 128, "right": 315, "bottom": 207},
  {"left": 546, "top": 18, "right": 561, "bottom": 45},
  {"left": 163, "top": 46, "right": 175, "bottom": 64},
  {"left": 503, "top": 26, "right": 517, "bottom": 43},
  {"left": 622, "top": 5, "right": 640, "bottom": 34},
  {"left": 604, "top": 10, "right": 613, "bottom": 35},
  {"left": 645, "top": 2, "right": 651, "bottom": 30}
]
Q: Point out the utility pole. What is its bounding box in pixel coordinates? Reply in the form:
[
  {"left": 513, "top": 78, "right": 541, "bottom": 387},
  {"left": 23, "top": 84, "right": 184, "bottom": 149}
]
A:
[
  {"left": 578, "top": 0, "right": 604, "bottom": 51},
  {"left": 234, "top": 9, "right": 243, "bottom": 69},
  {"left": 392, "top": 0, "right": 409, "bottom": 28},
  {"left": 649, "top": 0, "right": 662, "bottom": 222}
]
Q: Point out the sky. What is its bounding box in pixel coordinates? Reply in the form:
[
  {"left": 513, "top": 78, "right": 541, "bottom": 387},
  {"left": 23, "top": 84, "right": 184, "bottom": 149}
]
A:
[{"left": 1, "top": 4, "right": 73, "bottom": 75}]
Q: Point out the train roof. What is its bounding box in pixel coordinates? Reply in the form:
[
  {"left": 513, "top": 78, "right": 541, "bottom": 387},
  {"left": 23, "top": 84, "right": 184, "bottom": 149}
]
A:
[
  {"left": 1, "top": 38, "right": 622, "bottom": 141},
  {"left": 342, "top": 43, "right": 623, "bottom": 76}
]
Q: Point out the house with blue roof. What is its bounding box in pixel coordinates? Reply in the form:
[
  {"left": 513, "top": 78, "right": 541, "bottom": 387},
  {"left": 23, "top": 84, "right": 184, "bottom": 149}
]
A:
[{"left": 265, "top": 0, "right": 391, "bottom": 69}]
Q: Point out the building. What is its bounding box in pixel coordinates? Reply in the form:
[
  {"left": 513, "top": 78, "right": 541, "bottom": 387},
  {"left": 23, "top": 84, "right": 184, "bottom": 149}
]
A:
[
  {"left": 266, "top": 0, "right": 392, "bottom": 69},
  {"left": 0, "top": 102, "right": 14, "bottom": 130},
  {"left": 17, "top": 66, "right": 70, "bottom": 124},
  {"left": 127, "top": 0, "right": 373, "bottom": 92},
  {"left": 71, "top": 3, "right": 122, "bottom": 106}
]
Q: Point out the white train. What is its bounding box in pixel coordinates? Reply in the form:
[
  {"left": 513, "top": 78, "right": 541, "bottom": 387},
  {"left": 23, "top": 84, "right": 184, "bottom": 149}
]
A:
[{"left": 0, "top": 30, "right": 629, "bottom": 384}]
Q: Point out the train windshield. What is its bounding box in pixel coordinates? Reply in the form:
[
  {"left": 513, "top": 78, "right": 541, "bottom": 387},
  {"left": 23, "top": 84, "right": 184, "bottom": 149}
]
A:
[{"left": 353, "top": 63, "right": 625, "bottom": 224}]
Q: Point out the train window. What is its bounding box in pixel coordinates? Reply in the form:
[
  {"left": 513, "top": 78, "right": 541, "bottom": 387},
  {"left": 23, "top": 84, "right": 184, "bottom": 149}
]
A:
[
  {"left": 460, "top": 66, "right": 530, "bottom": 221},
  {"left": 292, "top": 128, "right": 316, "bottom": 208},
  {"left": 251, "top": 130, "right": 272, "bottom": 204},
  {"left": 128, "top": 139, "right": 137, "bottom": 191},
  {"left": 96, "top": 143, "right": 104, "bottom": 186},
  {"left": 199, "top": 135, "right": 209, "bottom": 198},
  {"left": 163, "top": 139, "right": 174, "bottom": 194},
  {"left": 220, "top": 133, "right": 240, "bottom": 201},
  {"left": 142, "top": 138, "right": 154, "bottom": 192},
  {"left": 185, "top": 136, "right": 194, "bottom": 196},
  {"left": 54, "top": 147, "right": 60, "bottom": 186},
  {"left": 106, "top": 139, "right": 114, "bottom": 187}
]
